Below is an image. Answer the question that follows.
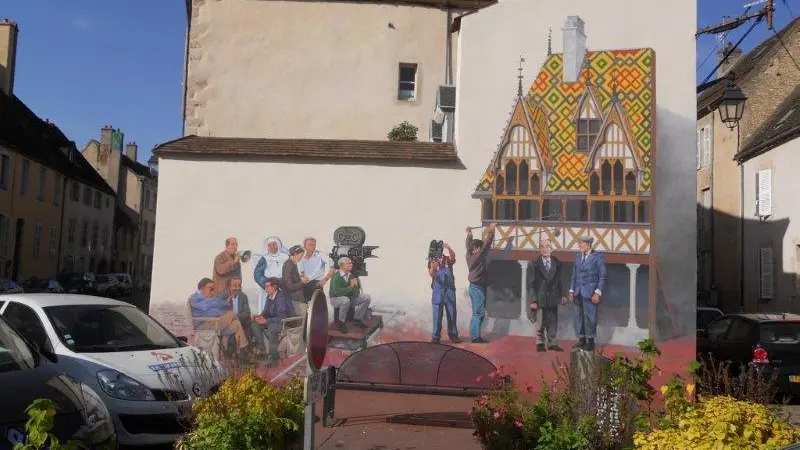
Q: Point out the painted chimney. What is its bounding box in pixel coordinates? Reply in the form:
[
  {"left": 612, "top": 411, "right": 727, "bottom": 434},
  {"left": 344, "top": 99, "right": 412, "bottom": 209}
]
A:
[
  {"left": 561, "top": 15, "right": 587, "bottom": 84},
  {"left": 0, "top": 19, "right": 19, "bottom": 96},
  {"left": 100, "top": 125, "right": 114, "bottom": 149},
  {"left": 717, "top": 42, "right": 743, "bottom": 78},
  {"left": 125, "top": 142, "right": 138, "bottom": 162}
]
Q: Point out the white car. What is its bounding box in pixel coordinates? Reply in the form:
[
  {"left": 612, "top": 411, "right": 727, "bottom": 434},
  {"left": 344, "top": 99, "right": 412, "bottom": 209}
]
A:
[{"left": 0, "top": 294, "right": 226, "bottom": 447}]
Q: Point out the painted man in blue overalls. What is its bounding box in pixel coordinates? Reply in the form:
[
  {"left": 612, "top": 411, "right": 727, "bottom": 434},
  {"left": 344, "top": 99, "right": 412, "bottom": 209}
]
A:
[
  {"left": 428, "top": 242, "right": 462, "bottom": 344},
  {"left": 568, "top": 235, "right": 607, "bottom": 352}
]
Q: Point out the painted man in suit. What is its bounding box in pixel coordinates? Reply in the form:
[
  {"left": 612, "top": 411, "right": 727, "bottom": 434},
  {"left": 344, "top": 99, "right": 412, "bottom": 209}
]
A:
[
  {"left": 213, "top": 237, "right": 241, "bottom": 294},
  {"left": 528, "top": 240, "right": 566, "bottom": 352},
  {"left": 253, "top": 277, "right": 296, "bottom": 368},
  {"left": 225, "top": 276, "right": 267, "bottom": 357},
  {"left": 568, "top": 236, "right": 607, "bottom": 351}
]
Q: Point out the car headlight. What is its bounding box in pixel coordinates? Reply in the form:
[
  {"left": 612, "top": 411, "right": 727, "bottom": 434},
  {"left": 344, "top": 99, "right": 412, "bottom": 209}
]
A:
[
  {"left": 97, "top": 370, "right": 155, "bottom": 401},
  {"left": 75, "top": 383, "right": 116, "bottom": 447}
]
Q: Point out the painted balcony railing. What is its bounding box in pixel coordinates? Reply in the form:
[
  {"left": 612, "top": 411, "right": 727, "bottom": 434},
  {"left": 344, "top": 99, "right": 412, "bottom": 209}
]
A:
[{"left": 488, "top": 223, "right": 650, "bottom": 254}]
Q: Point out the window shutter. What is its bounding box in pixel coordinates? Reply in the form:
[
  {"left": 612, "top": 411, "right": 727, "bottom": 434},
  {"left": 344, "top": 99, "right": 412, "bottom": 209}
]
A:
[
  {"left": 759, "top": 246, "right": 774, "bottom": 300},
  {"left": 702, "top": 127, "right": 712, "bottom": 167},
  {"left": 757, "top": 169, "right": 772, "bottom": 217},
  {"left": 696, "top": 129, "right": 702, "bottom": 169}
]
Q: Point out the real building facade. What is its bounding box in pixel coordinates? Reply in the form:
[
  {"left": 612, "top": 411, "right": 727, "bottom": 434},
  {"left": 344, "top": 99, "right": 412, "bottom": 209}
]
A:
[
  {"left": 696, "top": 17, "right": 800, "bottom": 313},
  {"left": 181, "top": 0, "right": 475, "bottom": 141},
  {"left": 149, "top": 0, "right": 697, "bottom": 347},
  {"left": 82, "top": 129, "right": 158, "bottom": 287},
  {"left": 0, "top": 19, "right": 116, "bottom": 282}
]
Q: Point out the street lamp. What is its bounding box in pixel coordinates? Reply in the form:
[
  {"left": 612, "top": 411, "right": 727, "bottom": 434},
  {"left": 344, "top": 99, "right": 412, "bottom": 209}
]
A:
[
  {"left": 717, "top": 71, "right": 747, "bottom": 130},
  {"left": 715, "top": 71, "right": 748, "bottom": 312}
]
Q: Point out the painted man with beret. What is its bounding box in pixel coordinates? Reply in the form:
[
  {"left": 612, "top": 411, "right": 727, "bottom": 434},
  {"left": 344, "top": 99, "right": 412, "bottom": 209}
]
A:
[{"left": 568, "top": 236, "right": 607, "bottom": 351}]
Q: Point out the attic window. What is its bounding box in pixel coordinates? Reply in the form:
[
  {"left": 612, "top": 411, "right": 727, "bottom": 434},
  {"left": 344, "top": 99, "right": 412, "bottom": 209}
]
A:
[
  {"left": 577, "top": 118, "right": 602, "bottom": 152},
  {"left": 774, "top": 107, "right": 796, "bottom": 129}
]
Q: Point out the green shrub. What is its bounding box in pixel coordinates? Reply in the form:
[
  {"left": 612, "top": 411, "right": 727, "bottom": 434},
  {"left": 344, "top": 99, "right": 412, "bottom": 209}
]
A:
[
  {"left": 387, "top": 121, "right": 418, "bottom": 141},
  {"left": 175, "top": 371, "right": 304, "bottom": 450},
  {"left": 14, "top": 398, "right": 82, "bottom": 450},
  {"left": 634, "top": 396, "right": 800, "bottom": 449}
]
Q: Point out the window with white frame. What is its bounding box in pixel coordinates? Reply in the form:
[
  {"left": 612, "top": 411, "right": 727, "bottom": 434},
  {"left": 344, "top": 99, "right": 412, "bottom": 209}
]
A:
[
  {"left": 756, "top": 169, "right": 772, "bottom": 218},
  {"left": 0, "top": 153, "right": 10, "bottom": 190},
  {"left": 696, "top": 125, "right": 712, "bottom": 169},
  {"left": 32, "top": 223, "right": 42, "bottom": 261},
  {"left": 0, "top": 214, "right": 9, "bottom": 259},
  {"left": 701, "top": 188, "right": 712, "bottom": 230},
  {"left": 20, "top": 159, "right": 29, "bottom": 195},
  {"left": 53, "top": 174, "right": 61, "bottom": 206},
  {"left": 67, "top": 218, "right": 75, "bottom": 245},
  {"left": 760, "top": 246, "right": 774, "bottom": 300},
  {"left": 49, "top": 227, "right": 57, "bottom": 260},
  {"left": 37, "top": 167, "right": 46, "bottom": 202},
  {"left": 397, "top": 63, "right": 418, "bottom": 101}
]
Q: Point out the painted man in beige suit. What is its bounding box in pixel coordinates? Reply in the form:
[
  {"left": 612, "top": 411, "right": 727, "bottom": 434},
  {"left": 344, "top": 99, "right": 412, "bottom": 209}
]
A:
[{"left": 213, "top": 237, "right": 241, "bottom": 294}]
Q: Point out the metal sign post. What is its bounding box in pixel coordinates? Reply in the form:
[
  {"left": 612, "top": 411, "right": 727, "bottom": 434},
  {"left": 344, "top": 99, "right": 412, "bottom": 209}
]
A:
[{"left": 303, "top": 290, "right": 329, "bottom": 450}]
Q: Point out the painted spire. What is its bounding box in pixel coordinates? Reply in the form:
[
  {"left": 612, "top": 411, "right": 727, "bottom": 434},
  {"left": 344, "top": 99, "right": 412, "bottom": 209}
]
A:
[
  {"left": 547, "top": 28, "right": 552, "bottom": 55},
  {"left": 517, "top": 56, "right": 526, "bottom": 97}
]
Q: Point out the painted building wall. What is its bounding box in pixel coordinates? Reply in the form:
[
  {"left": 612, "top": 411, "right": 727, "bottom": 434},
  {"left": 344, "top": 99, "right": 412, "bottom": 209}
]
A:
[
  {"left": 183, "top": 0, "right": 452, "bottom": 141},
  {"left": 456, "top": 0, "right": 697, "bottom": 337},
  {"left": 59, "top": 179, "right": 114, "bottom": 274},
  {"left": 151, "top": 0, "right": 696, "bottom": 384},
  {"left": 743, "top": 138, "right": 800, "bottom": 313},
  {"left": 0, "top": 145, "right": 64, "bottom": 280}
]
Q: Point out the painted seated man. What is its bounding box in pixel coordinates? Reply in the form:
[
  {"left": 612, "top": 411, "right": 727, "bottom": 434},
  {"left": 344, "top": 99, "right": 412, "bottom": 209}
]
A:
[
  {"left": 189, "top": 277, "right": 249, "bottom": 357},
  {"left": 253, "top": 277, "right": 296, "bottom": 368},
  {"left": 298, "top": 237, "right": 335, "bottom": 301},
  {"left": 224, "top": 276, "right": 267, "bottom": 356},
  {"left": 328, "top": 257, "right": 371, "bottom": 334}
]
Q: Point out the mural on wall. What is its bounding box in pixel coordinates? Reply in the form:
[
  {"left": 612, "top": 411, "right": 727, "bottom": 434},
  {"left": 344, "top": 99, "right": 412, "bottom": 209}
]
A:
[
  {"left": 471, "top": 16, "right": 678, "bottom": 348},
  {"left": 160, "top": 14, "right": 692, "bottom": 388}
]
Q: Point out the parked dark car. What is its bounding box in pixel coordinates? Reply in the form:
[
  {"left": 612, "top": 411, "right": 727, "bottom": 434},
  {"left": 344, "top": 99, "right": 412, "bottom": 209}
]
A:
[
  {"left": 697, "top": 306, "right": 724, "bottom": 332},
  {"left": 0, "top": 280, "right": 23, "bottom": 295},
  {"left": 0, "top": 314, "right": 116, "bottom": 449},
  {"left": 697, "top": 313, "right": 800, "bottom": 399},
  {"left": 22, "top": 278, "right": 65, "bottom": 294},
  {"left": 58, "top": 272, "right": 96, "bottom": 295}
]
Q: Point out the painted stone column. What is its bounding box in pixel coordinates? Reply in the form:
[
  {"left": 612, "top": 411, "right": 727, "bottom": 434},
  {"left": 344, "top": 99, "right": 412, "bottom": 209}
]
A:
[
  {"left": 519, "top": 260, "right": 529, "bottom": 319},
  {"left": 625, "top": 263, "right": 641, "bottom": 328}
]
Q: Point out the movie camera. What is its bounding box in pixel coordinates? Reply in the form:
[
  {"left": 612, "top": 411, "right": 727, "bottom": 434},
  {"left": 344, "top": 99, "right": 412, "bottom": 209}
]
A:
[
  {"left": 329, "top": 226, "right": 378, "bottom": 278},
  {"left": 428, "top": 240, "right": 444, "bottom": 261}
]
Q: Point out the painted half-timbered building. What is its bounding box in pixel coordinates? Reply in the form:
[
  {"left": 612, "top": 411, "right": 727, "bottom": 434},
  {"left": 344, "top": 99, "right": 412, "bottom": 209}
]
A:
[{"left": 472, "top": 17, "right": 657, "bottom": 343}]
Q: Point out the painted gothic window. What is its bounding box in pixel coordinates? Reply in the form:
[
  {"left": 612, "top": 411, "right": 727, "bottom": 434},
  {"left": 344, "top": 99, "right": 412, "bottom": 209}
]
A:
[
  {"left": 491, "top": 126, "right": 546, "bottom": 221},
  {"left": 576, "top": 94, "right": 602, "bottom": 152}
]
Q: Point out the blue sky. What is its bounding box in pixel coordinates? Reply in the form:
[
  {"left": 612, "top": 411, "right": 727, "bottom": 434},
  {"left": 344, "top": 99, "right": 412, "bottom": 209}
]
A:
[{"left": 2, "top": 0, "right": 796, "bottom": 164}]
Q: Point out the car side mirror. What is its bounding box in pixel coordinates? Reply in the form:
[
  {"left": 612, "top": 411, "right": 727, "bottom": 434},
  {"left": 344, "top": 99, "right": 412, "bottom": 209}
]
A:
[{"left": 176, "top": 336, "right": 189, "bottom": 344}]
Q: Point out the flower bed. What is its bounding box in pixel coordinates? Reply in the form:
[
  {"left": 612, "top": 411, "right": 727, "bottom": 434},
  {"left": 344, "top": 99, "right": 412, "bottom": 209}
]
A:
[{"left": 471, "top": 339, "right": 800, "bottom": 450}]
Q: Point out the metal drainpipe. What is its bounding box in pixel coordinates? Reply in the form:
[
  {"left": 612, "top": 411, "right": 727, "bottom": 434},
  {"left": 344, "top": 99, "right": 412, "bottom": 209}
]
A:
[{"left": 738, "top": 125, "right": 745, "bottom": 312}]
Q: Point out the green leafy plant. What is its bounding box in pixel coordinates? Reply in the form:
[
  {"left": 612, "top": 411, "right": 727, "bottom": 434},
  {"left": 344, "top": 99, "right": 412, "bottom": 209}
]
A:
[
  {"left": 387, "top": 121, "right": 418, "bottom": 141},
  {"left": 13, "top": 398, "right": 83, "bottom": 450},
  {"left": 175, "top": 371, "right": 304, "bottom": 450},
  {"left": 634, "top": 396, "right": 800, "bottom": 449}
]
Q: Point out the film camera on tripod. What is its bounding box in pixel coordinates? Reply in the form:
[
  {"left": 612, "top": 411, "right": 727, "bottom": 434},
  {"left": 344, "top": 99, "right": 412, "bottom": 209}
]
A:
[{"left": 428, "top": 240, "right": 445, "bottom": 261}]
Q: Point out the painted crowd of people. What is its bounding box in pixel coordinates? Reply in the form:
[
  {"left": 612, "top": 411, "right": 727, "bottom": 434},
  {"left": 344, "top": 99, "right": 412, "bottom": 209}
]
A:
[{"left": 188, "top": 236, "right": 372, "bottom": 367}]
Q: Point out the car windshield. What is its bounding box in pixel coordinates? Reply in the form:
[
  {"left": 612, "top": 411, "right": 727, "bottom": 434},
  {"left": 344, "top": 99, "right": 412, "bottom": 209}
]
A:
[
  {"left": 0, "top": 317, "right": 36, "bottom": 373},
  {"left": 761, "top": 322, "right": 800, "bottom": 343},
  {"left": 45, "top": 304, "right": 181, "bottom": 353},
  {"left": 697, "top": 309, "right": 723, "bottom": 329}
]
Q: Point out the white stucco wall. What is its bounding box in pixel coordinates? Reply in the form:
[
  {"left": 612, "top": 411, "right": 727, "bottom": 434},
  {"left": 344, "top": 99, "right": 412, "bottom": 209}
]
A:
[
  {"left": 743, "top": 138, "right": 800, "bottom": 313},
  {"left": 184, "top": 0, "right": 452, "bottom": 141},
  {"left": 456, "top": 0, "right": 698, "bottom": 328},
  {"left": 152, "top": 0, "right": 697, "bottom": 340}
]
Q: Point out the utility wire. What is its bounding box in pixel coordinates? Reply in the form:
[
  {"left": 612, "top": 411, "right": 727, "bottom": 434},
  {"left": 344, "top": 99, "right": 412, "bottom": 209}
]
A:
[
  {"left": 781, "top": 0, "right": 795, "bottom": 18},
  {"left": 697, "top": 39, "right": 724, "bottom": 73},
  {"left": 701, "top": 15, "right": 764, "bottom": 86},
  {"left": 772, "top": 27, "right": 800, "bottom": 73}
]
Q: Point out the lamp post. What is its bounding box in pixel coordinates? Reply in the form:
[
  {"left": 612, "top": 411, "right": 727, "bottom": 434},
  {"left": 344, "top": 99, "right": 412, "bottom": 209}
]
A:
[{"left": 716, "top": 71, "right": 747, "bottom": 311}]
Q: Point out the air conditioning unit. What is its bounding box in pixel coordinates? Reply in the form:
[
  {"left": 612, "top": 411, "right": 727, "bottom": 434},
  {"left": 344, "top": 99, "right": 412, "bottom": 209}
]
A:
[
  {"left": 430, "top": 120, "right": 443, "bottom": 143},
  {"left": 437, "top": 85, "right": 456, "bottom": 113}
]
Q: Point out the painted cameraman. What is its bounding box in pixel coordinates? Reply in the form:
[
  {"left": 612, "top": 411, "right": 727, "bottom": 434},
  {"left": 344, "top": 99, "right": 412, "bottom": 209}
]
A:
[
  {"left": 465, "top": 222, "right": 497, "bottom": 344},
  {"left": 427, "top": 241, "right": 461, "bottom": 344}
]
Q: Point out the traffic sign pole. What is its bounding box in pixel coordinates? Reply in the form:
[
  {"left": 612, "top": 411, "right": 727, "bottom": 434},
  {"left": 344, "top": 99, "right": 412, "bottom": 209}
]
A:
[{"left": 303, "top": 290, "right": 329, "bottom": 450}]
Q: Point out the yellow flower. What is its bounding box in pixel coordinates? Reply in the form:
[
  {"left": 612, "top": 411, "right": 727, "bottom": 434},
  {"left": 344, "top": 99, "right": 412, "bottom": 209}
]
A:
[
  {"left": 660, "top": 385, "right": 668, "bottom": 395},
  {"left": 686, "top": 384, "right": 695, "bottom": 395}
]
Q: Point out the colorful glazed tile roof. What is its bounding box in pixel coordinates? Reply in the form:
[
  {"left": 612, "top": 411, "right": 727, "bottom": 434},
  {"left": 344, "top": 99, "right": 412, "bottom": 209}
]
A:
[{"left": 475, "top": 48, "right": 655, "bottom": 193}]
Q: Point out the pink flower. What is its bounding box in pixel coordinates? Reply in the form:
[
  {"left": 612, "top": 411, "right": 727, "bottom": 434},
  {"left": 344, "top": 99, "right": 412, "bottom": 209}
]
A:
[
  {"left": 514, "top": 420, "right": 524, "bottom": 428},
  {"left": 493, "top": 411, "right": 501, "bottom": 419}
]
